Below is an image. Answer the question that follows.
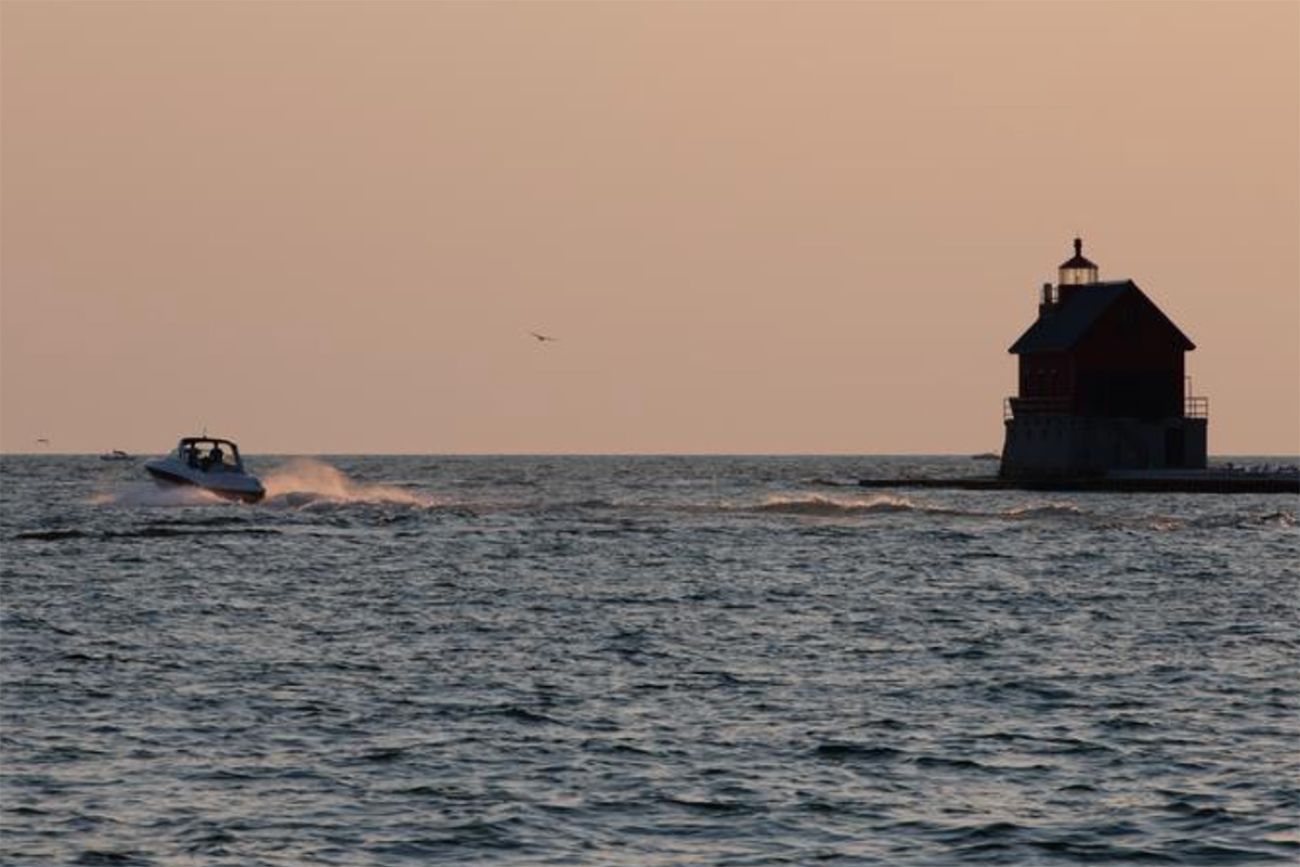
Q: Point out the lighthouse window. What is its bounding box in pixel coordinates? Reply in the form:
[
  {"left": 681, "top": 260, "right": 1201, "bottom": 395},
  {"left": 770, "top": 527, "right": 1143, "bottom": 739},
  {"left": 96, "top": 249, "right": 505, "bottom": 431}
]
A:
[{"left": 1060, "top": 265, "right": 1098, "bottom": 286}]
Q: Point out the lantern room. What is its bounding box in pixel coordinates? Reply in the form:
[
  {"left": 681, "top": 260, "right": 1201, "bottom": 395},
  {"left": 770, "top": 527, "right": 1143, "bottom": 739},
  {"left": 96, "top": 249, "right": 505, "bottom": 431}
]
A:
[{"left": 1058, "top": 237, "right": 1099, "bottom": 286}]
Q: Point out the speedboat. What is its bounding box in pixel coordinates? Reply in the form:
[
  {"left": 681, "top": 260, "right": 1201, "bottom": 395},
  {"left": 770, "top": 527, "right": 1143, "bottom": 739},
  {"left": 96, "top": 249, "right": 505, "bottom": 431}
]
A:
[
  {"left": 144, "top": 437, "right": 265, "bottom": 503},
  {"left": 100, "top": 449, "right": 132, "bottom": 461}
]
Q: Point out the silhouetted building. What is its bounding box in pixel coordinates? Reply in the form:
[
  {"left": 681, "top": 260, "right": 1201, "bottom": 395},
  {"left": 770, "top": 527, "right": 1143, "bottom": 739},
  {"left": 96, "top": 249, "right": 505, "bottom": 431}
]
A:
[{"left": 1000, "top": 239, "right": 1207, "bottom": 477}]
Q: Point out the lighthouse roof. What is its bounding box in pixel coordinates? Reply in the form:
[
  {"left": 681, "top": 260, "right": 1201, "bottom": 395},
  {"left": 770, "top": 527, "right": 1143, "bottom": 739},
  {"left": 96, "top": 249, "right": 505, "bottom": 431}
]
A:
[
  {"left": 1059, "top": 237, "right": 1098, "bottom": 271},
  {"left": 1008, "top": 279, "right": 1195, "bottom": 354}
]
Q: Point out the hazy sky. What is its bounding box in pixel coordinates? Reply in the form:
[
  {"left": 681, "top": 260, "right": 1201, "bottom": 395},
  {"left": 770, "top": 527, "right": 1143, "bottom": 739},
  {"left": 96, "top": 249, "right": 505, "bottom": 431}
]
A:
[{"left": 3, "top": 1, "right": 1296, "bottom": 454}]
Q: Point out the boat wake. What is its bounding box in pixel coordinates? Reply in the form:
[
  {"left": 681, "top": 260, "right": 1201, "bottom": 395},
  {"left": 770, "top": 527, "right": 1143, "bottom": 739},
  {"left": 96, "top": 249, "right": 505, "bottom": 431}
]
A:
[
  {"left": 261, "top": 459, "right": 440, "bottom": 508},
  {"left": 92, "top": 459, "right": 440, "bottom": 509},
  {"left": 90, "top": 483, "right": 226, "bottom": 507}
]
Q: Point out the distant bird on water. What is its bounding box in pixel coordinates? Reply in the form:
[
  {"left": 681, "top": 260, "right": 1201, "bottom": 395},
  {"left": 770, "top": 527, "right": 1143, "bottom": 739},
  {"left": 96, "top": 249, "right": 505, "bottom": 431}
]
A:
[{"left": 529, "top": 331, "right": 558, "bottom": 343}]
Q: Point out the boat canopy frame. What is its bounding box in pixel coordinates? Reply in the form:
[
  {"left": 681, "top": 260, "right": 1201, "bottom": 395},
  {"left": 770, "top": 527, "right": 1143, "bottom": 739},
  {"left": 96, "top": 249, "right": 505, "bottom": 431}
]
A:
[{"left": 174, "top": 437, "right": 245, "bottom": 470}]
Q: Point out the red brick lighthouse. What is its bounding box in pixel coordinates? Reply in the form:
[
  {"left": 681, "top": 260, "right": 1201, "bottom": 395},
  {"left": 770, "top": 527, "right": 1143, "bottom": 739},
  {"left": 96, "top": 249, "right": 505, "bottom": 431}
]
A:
[{"left": 999, "top": 239, "right": 1208, "bottom": 478}]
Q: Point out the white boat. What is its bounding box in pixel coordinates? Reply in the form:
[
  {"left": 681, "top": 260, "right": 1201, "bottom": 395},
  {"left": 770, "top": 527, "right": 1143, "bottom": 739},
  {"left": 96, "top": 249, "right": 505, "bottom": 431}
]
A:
[{"left": 144, "top": 437, "right": 265, "bottom": 503}]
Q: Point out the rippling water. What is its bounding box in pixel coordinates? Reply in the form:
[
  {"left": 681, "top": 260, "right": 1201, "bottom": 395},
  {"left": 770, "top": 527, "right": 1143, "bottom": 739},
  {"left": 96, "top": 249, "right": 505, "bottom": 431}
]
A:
[{"left": 2, "top": 455, "right": 1297, "bottom": 865}]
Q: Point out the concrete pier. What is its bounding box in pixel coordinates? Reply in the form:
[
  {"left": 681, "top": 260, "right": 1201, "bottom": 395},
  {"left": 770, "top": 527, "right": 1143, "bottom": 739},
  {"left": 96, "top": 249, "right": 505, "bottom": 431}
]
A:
[{"left": 857, "top": 471, "right": 1299, "bottom": 495}]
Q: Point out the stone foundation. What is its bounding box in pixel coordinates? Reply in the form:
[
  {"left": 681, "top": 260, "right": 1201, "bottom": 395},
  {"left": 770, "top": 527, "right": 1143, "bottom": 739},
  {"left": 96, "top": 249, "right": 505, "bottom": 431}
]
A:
[{"left": 1000, "top": 415, "right": 1206, "bottom": 478}]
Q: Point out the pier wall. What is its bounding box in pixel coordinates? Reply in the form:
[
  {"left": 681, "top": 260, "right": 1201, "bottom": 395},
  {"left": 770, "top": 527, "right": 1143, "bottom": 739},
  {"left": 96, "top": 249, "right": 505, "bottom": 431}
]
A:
[{"left": 1000, "top": 415, "right": 1206, "bottom": 478}]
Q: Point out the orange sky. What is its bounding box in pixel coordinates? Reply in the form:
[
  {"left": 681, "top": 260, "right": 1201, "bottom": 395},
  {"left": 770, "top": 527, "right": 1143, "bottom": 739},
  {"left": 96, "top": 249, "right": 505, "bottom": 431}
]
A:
[{"left": 2, "top": 1, "right": 1296, "bottom": 454}]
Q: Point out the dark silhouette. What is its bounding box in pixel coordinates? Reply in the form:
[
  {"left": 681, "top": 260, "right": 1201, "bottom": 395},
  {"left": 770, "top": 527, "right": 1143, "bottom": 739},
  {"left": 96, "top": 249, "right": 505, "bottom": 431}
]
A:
[{"left": 1000, "top": 238, "right": 1207, "bottom": 477}]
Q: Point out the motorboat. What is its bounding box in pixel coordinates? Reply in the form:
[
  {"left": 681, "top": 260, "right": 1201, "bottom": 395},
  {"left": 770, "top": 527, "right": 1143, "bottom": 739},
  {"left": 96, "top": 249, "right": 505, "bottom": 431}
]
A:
[
  {"left": 100, "top": 449, "right": 132, "bottom": 461},
  {"left": 144, "top": 437, "right": 265, "bottom": 503}
]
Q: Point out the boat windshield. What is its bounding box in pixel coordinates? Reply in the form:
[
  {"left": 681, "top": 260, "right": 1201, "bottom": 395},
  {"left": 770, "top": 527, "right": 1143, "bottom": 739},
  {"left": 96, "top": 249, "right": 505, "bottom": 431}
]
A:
[{"left": 178, "top": 439, "right": 242, "bottom": 471}]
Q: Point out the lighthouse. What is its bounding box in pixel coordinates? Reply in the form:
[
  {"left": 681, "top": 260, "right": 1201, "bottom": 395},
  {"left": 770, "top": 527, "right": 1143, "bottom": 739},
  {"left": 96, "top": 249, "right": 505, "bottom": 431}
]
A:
[{"left": 999, "top": 239, "right": 1208, "bottom": 478}]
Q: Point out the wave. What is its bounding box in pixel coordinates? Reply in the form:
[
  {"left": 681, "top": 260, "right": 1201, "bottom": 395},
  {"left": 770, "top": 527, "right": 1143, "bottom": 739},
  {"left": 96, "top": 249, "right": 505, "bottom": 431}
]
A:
[
  {"left": 747, "top": 493, "right": 1081, "bottom": 522},
  {"left": 749, "top": 494, "right": 956, "bottom": 517},
  {"left": 17, "top": 525, "right": 280, "bottom": 541},
  {"left": 1003, "top": 503, "right": 1088, "bottom": 519},
  {"left": 15, "top": 529, "right": 91, "bottom": 541},
  {"left": 261, "top": 459, "right": 440, "bottom": 508},
  {"left": 1256, "top": 510, "right": 1297, "bottom": 527},
  {"left": 1210, "top": 509, "right": 1297, "bottom": 529},
  {"left": 814, "top": 742, "right": 906, "bottom": 761},
  {"left": 736, "top": 493, "right": 1264, "bottom": 532}
]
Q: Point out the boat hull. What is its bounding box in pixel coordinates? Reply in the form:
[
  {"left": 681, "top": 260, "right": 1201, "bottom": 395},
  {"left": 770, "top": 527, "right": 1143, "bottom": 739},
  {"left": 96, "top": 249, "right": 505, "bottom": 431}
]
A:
[{"left": 144, "top": 462, "right": 266, "bottom": 503}]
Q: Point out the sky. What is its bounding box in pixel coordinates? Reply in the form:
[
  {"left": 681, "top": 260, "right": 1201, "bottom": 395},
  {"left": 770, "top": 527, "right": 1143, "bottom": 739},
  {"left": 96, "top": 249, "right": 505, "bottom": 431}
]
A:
[{"left": 2, "top": 1, "right": 1297, "bottom": 455}]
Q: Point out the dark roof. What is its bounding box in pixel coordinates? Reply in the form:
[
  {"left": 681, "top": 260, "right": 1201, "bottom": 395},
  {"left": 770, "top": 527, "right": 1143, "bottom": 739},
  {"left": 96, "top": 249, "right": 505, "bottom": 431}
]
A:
[
  {"left": 1008, "top": 280, "right": 1195, "bottom": 354},
  {"left": 1060, "top": 237, "right": 1097, "bottom": 270},
  {"left": 1060, "top": 253, "right": 1097, "bottom": 269}
]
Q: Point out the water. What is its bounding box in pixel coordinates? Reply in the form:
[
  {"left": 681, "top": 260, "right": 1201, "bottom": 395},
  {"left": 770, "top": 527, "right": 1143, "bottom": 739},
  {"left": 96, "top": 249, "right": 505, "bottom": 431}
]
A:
[{"left": 2, "top": 454, "right": 1297, "bottom": 866}]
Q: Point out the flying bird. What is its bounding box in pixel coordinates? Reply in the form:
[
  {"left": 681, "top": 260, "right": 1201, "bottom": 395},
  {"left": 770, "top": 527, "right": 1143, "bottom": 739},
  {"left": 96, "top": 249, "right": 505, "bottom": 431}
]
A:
[
  {"left": 35, "top": 437, "right": 50, "bottom": 445},
  {"left": 529, "top": 332, "right": 559, "bottom": 343}
]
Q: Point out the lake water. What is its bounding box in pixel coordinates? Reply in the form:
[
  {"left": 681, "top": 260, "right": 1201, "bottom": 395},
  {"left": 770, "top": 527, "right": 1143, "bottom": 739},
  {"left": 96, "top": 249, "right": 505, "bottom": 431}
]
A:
[{"left": 2, "top": 455, "right": 1297, "bottom": 865}]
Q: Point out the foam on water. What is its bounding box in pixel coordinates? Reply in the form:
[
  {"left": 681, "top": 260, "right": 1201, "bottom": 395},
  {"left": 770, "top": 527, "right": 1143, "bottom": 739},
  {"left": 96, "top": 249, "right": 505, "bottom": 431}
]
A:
[
  {"left": 751, "top": 492, "right": 952, "bottom": 516},
  {"left": 1002, "top": 502, "right": 1088, "bottom": 519},
  {"left": 741, "top": 493, "right": 1194, "bottom": 531},
  {"left": 262, "top": 457, "right": 440, "bottom": 508},
  {"left": 90, "top": 481, "right": 226, "bottom": 507}
]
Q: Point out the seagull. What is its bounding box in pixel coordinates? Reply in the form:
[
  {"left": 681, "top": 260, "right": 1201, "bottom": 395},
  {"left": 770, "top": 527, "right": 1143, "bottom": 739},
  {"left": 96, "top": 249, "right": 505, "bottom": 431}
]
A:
[
  {"left": 35, "top": 437, "right": 50, "bottom": 445},
  {"left": 529, "top": 331, "right": 558, "bottom": 343}
]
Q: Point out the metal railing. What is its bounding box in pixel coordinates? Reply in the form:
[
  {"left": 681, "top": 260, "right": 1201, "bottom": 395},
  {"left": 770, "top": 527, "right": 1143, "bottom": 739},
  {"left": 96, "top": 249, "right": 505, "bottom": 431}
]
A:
[
  {"left": 1004, "top": 396, "right": 1070, "bottom": 419},
  {"left": 1003, "top": 394, "right": 1210, "bottom": 420}
]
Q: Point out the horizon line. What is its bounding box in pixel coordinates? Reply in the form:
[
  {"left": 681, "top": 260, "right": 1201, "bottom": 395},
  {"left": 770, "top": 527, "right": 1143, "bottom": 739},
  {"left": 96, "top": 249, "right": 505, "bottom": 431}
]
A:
[{"left": 3, "top": 450, "right": 1297, "bottom": 459}]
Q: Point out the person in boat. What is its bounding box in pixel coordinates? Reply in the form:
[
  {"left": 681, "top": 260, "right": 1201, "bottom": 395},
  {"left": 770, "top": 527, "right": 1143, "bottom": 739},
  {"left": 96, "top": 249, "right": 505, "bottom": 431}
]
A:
[
  {"left": 206, "top": 443, "right": 224, "bottom": 471},
  {"left": 186, "top": 445, "right": 200, "bottom": 468}
]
